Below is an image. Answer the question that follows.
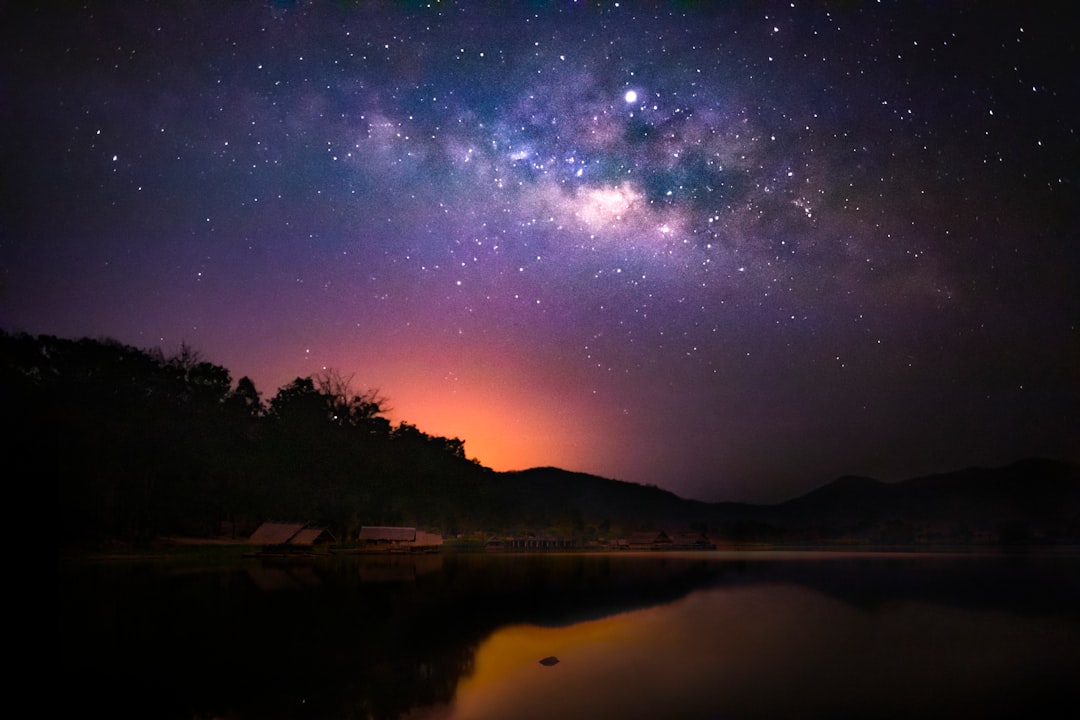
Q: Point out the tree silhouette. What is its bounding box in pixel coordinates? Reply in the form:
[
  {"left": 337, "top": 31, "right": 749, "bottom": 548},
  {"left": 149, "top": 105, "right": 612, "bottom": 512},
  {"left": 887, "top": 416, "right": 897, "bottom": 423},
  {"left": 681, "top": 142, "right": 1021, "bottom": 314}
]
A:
[{"left": 227, "top": 376, "right": 264, "bottom": 418}]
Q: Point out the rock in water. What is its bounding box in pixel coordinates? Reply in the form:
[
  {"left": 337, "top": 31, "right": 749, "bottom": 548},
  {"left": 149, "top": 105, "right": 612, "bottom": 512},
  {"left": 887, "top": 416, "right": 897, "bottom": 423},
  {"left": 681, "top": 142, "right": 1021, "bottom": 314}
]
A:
[{"left": 538, "top": 656, "right": 559, "bottom": 666}]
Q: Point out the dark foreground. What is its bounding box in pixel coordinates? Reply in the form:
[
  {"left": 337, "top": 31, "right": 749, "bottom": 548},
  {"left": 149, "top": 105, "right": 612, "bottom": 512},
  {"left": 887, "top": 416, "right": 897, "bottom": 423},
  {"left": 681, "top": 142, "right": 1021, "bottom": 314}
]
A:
[{"left": 58, "top": 549, "right": 1080, "bottom": 719}]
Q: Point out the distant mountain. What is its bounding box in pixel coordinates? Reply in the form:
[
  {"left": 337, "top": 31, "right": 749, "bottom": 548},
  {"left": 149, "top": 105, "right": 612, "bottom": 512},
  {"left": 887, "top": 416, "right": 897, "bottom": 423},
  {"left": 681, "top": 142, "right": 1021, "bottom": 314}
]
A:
[
  {"left": 498, "top": 458, "right": 1080, "bottom": 545},
  {"left": 24, "top": 330, "right": 1076, "bottom": 547},
  {"left": 492, "top": 467, "right": 727, "bottom": 530},
  {"left": 764, "top": 458, "right": 1080, "bottom": 540}
]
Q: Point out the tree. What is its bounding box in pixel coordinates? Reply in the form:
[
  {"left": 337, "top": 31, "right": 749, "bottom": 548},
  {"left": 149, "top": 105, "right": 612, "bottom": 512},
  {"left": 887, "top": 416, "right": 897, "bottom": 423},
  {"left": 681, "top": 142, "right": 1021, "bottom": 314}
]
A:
[
  {"left": 227, "top": 376, "right": 264, "bottom": 417},
  {"left": 314, "top": 369, "right": 389, "bottom": 435},
  {"left": 269, "top": 377, "right": 325, "bottom": 426}
]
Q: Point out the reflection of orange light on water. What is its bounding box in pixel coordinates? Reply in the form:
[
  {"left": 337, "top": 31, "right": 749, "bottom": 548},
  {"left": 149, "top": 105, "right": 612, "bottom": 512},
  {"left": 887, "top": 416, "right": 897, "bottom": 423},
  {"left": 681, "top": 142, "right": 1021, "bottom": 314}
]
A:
[
  {"left": 461, "top": 620, "right": 627, "bottom": 690},
  {"left": 441, "top": 602, "right": 709, "bottom": 720},
  {"left": 421, "top": 583, "right": 1080, "bottom": 720},
  {"left": 448, "top": 617, "right": 641, "bottom": 720}
]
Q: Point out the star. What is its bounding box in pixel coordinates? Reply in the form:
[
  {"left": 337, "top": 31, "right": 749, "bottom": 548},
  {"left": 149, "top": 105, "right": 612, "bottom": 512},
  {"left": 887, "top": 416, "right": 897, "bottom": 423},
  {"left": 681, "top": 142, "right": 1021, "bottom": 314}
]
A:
[{"left": 5, "top": 1, "right": 1076, "bottom": 502}]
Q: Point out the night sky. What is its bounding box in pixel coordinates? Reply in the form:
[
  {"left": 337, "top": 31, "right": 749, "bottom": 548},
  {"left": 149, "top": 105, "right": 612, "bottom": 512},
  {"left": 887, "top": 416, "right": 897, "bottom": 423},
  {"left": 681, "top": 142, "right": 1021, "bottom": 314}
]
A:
[{"left": 5, "top": 2, "right": 1077, "bottom": 502}]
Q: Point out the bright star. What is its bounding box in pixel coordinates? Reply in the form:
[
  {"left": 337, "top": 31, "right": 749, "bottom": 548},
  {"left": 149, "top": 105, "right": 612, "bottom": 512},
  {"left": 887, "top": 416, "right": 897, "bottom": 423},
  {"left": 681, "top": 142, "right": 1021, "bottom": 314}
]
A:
[{"left": 624, "top": 90, "right": 638, "bottom": 104}]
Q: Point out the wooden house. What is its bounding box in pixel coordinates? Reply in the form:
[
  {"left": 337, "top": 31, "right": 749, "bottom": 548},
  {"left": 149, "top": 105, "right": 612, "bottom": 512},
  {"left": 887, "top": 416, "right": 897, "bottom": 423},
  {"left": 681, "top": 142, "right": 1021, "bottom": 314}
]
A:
[
  {"left": 357, "top": 526, "right": 443, "bottom": 552},
  {"left": 291, "top": 525, "right": 336, "bottom": 546},
  {"left": 672, "top": 531, "right": 716, "bottom": 550},
  {"left": 498, "top": 533, "right": 578, "bottom": 551},
  {"left": 247, "top": 521, "right": 336, "bottom": 554},
  {"left": 628, "top": 530, "right": 673, "bottom": 550}
]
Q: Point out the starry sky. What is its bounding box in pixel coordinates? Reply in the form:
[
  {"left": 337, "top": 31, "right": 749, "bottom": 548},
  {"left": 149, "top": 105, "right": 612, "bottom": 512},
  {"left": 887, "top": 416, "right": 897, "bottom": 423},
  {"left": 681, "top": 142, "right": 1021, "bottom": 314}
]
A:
[{"left": 4, "top": 2, "right": 1078, "bottom": 502}]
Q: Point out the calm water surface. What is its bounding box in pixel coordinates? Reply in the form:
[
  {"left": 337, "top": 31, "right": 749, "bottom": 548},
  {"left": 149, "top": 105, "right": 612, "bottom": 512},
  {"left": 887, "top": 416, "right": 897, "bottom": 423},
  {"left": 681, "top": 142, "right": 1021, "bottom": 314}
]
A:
[{"left": 58, "top": 551, "right": 1080, "bottom": 719}]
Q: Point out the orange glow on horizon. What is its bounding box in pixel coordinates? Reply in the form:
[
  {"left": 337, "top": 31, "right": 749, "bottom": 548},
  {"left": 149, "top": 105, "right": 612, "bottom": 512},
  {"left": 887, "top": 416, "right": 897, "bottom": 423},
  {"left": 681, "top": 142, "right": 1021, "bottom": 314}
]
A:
[
  {"left": 251, "top": 332, "right": 612, "bottom": 475},
  {"left": 378, "top": 361, "right": 599, "bottom": 473}
]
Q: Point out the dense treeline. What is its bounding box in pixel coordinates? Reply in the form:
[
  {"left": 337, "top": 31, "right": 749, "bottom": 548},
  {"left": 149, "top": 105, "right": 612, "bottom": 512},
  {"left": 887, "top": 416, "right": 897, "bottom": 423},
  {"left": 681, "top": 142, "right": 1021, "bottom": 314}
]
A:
[
  {"left": 5, "top": 331, "right": 492, "bottom": 546},
  {"left": 25, "top": 330, "right": 1077, "bottom": 549}
]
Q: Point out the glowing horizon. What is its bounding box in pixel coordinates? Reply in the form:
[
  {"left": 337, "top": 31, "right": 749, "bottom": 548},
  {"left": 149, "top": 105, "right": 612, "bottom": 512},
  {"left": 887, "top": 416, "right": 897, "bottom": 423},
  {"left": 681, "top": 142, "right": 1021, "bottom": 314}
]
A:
[{"left": 6, "top": 3, "right": 1075, "bottom": 503}]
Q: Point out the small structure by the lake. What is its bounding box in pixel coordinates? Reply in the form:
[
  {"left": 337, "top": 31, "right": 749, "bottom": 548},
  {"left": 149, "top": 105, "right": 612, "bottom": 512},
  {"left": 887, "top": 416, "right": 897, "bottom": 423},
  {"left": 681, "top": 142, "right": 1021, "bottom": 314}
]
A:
[
  {"left": 628, "top": 530, "right": 673, "bottom": 550},
  {"left": 671, "top": 531, "right": 716, "bottom": 550},
  {"left": 623, "top": 530, "right": 715, "bottom": 550},
  {"left": 247, "top": 521, "right": 336, "bottom": 556},
  {"left": 486, "top": 533, "right": 578, "bottom": 552},
  {"left": 356, "top": 526, "right": 443, "bottom": 553}
]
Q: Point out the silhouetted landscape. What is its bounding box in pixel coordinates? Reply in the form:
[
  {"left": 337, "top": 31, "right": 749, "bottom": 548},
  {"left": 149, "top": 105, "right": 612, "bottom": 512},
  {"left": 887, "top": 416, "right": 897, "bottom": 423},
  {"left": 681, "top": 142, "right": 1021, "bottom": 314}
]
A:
[
  {"left": 28, "top": 4, "right": 1079, "bottom": 716},
  {"left": 495, "top": 460, "right": 1080, "bottom": 546},
  {"left": 59, "top": 551, "right": 1080, "bottom": 720},
  {"left": 40, "top": 329, "right": 1080, "bottom": 720},
  {"left": 13, "top": 331, "right": 1075, "bottom": 550}
]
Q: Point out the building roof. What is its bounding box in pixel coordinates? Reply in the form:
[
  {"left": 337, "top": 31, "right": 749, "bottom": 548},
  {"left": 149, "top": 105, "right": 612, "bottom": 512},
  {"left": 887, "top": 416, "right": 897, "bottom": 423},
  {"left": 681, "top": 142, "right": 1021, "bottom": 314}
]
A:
[
  {"left": 290, "top": 526, "right": 335, "bottom": 546},
  {"left": 248, "top": 521, "right": 334, "bottom": 546},
  {"left": 628, "top": 530, "right": 672, "bottom": 545},
  {"left": 359, "top": 526, "right": 416, "bottom": 542},
  {"left": 249, "top": 521, "right": 307, "bottom": 545},
  {"left": 414, "top": 530, "right": 444, "bottom": 546}
]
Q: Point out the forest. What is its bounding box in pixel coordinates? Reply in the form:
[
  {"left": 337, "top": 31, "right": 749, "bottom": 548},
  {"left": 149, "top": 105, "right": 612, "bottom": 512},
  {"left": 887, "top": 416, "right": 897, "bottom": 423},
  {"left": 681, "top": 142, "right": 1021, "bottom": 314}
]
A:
[
  {"left": 9, "top": 331, "right": 502, "bottom": 546},
  {"left": 25, "top": 330, "right": 1077, "bottom": 549}
]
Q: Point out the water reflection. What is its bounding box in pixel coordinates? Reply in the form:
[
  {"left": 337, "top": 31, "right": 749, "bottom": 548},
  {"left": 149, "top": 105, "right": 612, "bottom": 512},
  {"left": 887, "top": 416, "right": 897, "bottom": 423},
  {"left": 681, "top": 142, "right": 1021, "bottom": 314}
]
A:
[
  {"left": 57, "top": 552, "right": 1080, "bottom": 719},
  {"left": 432, "top": 582, "right": 1080, "bottom": 720}
]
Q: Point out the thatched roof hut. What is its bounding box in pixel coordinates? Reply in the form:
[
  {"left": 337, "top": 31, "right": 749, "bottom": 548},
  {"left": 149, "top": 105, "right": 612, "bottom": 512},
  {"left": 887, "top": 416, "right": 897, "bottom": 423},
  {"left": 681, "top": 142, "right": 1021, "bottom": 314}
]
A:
[
  {"left": 290, "top": 526, "right": 336, "bottom": 546},
  {"left": 357, "top": 526, "right": 443, "bottom": 551},
  {"left": 358, "top": 526, "right": 417, "bottom": 542},
  {"left": 248, "top": 522, "right": 335, "bottom": 547},
  {"left": 672, "top": 531, "right": 716, "bottom": 549},
  {"left": 249, "top": 521, "right": 306, "bottom": 545},
  {"left": 628, "top": 530, "right": 673, "bottom": 549}
]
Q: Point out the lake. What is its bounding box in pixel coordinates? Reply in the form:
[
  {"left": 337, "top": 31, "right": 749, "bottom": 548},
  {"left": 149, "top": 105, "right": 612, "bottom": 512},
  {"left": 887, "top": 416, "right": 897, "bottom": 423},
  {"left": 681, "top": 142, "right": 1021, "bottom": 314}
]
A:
[{"left": 58, "top": 550, "right": 1080, "bottom": 719}]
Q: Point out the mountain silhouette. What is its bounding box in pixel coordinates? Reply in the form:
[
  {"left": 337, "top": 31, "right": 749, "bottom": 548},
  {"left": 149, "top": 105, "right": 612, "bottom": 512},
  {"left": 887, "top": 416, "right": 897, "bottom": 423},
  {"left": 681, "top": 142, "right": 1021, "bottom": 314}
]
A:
[
  {"left": 15, "top": 331, "right": 1075, "bottom": 546},
  {"left": 501, "top": 458, "right": 1080, "bottom": 545}
]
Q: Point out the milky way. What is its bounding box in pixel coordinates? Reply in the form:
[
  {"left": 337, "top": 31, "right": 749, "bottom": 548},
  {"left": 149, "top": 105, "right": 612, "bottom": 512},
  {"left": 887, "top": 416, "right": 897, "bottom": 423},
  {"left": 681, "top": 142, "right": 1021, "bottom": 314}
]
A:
[{"left": 5, "top": 2, "right": 1077, "bottom": 501}]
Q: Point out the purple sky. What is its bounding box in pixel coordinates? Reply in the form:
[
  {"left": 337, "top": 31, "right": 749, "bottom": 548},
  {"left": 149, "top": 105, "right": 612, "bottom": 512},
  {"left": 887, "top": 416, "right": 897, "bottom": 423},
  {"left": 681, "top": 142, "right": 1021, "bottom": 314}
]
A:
[{"left": 5, "top": 2, "right": 1077, "bottom": 502}]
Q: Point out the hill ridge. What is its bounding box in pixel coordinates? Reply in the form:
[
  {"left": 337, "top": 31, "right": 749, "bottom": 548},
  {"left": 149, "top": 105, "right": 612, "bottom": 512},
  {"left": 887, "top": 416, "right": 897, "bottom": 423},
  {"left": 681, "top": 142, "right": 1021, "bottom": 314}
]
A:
[{"left": 501, "top": 457, "right": 1079, "bottom": 544}]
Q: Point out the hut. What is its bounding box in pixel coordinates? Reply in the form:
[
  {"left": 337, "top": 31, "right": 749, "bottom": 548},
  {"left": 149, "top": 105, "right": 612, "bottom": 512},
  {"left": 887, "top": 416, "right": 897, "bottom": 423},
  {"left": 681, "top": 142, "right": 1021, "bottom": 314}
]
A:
[
  {"left": 500, "top": 533, "right": 578, "bottom": 551},
  {"left": 290, "top": 525, "right": 337, "bottom": 546},
  {"left": 414, "top": 530, "right": 444, "bottom": 550},
  {"left": 628, "top": 530, "right": 673, "bottom": 550},
  {"left": 247, "top": 522, "right": 336, "bottom": 555},
  {"left": 358, "top": 526, "right": 443, "bottom": 552},
  {"left": 249, "top": 521, "right": 307, "bottom": 546},
  {"left": 672, "top": 531, "right": 716, "bottom": 550}
]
